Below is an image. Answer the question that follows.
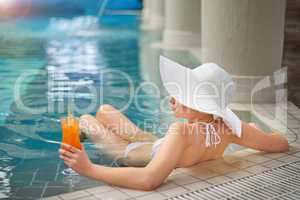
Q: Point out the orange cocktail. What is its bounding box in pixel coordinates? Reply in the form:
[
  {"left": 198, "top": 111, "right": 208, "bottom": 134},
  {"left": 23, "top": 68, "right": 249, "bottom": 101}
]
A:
[{"left": 61, "top": 115, "right": 82, "bottom": 150}]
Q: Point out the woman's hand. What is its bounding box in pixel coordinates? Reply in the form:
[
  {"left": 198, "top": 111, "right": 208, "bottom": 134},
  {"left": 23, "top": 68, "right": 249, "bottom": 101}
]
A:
[{"left": 59, "top": 143, "right": 94, "bottom": 177}]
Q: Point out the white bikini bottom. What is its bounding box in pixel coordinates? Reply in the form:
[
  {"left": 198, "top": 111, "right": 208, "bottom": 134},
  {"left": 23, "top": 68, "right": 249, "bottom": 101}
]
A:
[{"left": 123, "top": 138, "right": 164, "bottom": 159}]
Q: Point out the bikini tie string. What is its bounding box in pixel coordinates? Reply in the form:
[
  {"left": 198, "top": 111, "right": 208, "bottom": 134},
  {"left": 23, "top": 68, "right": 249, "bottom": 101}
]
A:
[{"left": 205, "top": 123, "right": 221, "bottom": 148}]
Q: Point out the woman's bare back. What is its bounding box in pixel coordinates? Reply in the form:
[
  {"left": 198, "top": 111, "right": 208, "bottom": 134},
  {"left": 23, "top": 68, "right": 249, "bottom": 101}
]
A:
[{"left": 175, "top": 120, "right": 233, "bottom": 167}]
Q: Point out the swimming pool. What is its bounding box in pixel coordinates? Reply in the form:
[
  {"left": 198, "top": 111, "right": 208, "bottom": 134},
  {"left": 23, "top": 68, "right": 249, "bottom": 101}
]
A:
[
  {"left": 0, "top": 14, "right": 203, "bottom": 199},
  {"left": 0, "top": 14, "right": 271, "bottom": 199}
]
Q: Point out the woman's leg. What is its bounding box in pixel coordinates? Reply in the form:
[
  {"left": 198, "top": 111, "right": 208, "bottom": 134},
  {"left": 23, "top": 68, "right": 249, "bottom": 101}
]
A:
[
  {"left": 79, "top": 114, "right": 153, "bottom": 166},
  {"left": 80, "top": 114, "right": 129, "bottom": 158},
  {"left": 95, "top": 104, "right": 157, "bottom": 142}
]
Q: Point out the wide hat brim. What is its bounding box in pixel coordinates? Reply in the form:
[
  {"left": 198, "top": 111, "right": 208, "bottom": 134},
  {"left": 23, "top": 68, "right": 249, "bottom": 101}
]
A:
[{"left": 159, "top": 56, "right": 242, "bottom": 137}]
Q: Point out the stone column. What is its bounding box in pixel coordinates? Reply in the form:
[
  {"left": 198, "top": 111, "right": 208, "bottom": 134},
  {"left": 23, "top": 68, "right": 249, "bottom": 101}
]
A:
[
  {"left": 141, "top": 0, "right": 151, "bottom": 24},
  {"left": 162, "top": 0, "right": 201, "bottom": 49},
  {"left": 201, "top": 0, "right": 286, "bottom": 103},
  {"left": 142, "top": 0, "right": 164, "bottom": 30}
]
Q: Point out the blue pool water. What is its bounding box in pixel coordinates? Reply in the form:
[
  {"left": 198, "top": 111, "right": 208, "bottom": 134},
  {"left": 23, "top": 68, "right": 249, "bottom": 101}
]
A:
[{"left": 0, "top": 14, "right": 202, "bottom": 199}]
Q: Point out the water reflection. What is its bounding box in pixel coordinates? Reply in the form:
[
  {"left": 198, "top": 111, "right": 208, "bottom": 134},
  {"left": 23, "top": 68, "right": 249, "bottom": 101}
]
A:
[
  {"left": 47, "top": 38, "right": 101, "bottom": 101},
  {"left": 0, "top": 155, "right": 13, "bottom": 199}
]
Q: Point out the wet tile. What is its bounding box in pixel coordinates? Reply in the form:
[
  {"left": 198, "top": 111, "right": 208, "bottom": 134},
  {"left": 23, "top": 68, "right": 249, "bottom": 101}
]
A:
[
  {"left": 195, "top": 159, "right": 225, "bottom": 169},
  {"left": 85, "top": 185, "right": 114, "bottom": 195},
  {"left": 188, "top": 164, "right": 214, "bottom": 175},
  {"left": 243, "top": 154, "right": 272, "bottom": 163},
  {"left": 59, "top": 190, "right": 91, "bottom": 200},
  {"left": 185, "top": 168, "right": 220, "bottom": 180},
  {"left": 185, "top": 163, "right": 215, "bottom": 172},
  {"left": 225, "top": 170, "right": 252, "bottom": 179},
  {"left": 263, "top": 152, "right": 288, "bottom": 159},
  {"left": 159, "top": 186, "right": 188, "bottom": 197},
  {"left": 223, "top": 155, "right": 241, "bottom": 164},
  {"left": 93, "top": 190, "right": 130, "bottom": 200},
  {"left": 176, "top": 167, "right": 196, "bottom": 173},
  {"left": 117, "top": 187, "right": 153, "bottom": 198},
  {"left": 206, "top": 176, "right": 231, "bottom": 185},
  {"left": 209, "top": 163, "right": 239, "bottom": 174},
  {"left": 42, "top": 196, "right": 61, "bottom": 200},
  {"left": 73, "top": 184, "right": 102, "bottom": 191},
  {"left": 135, "top": 193, "right": 166, "bottom": 200},
  {"left": 287, "top": 146, "right": 300, "bottom": 154},
  {"left": 261, "top": 160, "right": 285, "bottom": 168},
  {"left": 277, "top": 155, "right": 299, "bottom": 163},
  {"left": 244, "top": 165, "right": 268, "bottom": 174},
  {"left": 169, "top": 174, "right": 199, "bottom": 186},
  {"left": 176, "top": 166, "right": 201, "bottom": 174},
  {"left": 183, "top": 181, "right": 211, "bottom": 191},
  {"left": 155, "top": 182, "right": 178, "bottom": 192},
  {"left": 292, "top": 151, "right": 300, "bottom": 157},
  {"left": 287, "top": 135, "right": 298, "bottom": 143},
  {"left": 169, "top": 169, "right": 183, "bottom": 176},
  {"left": 77, "top": 196, "right": 101, "bottom": 200},
  {"left": 291, "top": 142, "right": 300, "bottom": 148},
  {"left": 231, "top": 160, "right": 256, "bottom": 169}
]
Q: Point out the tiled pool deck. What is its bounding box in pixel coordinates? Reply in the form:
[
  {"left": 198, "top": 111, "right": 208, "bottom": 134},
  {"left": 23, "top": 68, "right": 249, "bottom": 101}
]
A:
[{"left": 44, "top": 102, "right": 300, "bottom": 200}]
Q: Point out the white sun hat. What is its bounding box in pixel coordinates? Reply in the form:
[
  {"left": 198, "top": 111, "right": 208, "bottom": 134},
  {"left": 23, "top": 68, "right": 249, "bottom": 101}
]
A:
[{"left": 159, "top": 56, "right": 242, "bottom": 137}]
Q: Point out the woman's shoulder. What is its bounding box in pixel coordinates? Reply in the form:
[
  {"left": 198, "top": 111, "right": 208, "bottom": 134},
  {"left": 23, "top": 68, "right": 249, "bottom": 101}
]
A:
[
  {"left": 168, "top": 121, "right": 185, "bottom": 132},
  {"left": 168, "top": 121, "right": 205, "bottom": 136},
  {"left": 167, "top": 122, "right": 194, "bottom": 135}
]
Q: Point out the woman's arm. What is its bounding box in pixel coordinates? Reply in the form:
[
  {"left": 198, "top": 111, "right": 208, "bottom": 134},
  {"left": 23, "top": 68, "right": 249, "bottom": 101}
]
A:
[
  {"left": 231, "top": 122, "right": 289, "bottom": 153},
  {"left": 59, "top": 122, "right": 186, "bottom": 190}
]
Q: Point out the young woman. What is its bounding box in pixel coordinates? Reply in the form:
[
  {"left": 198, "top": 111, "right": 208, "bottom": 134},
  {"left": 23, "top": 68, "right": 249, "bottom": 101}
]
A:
[{"left": 59, "top": 57, "right": 289, "bottom": 191}]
